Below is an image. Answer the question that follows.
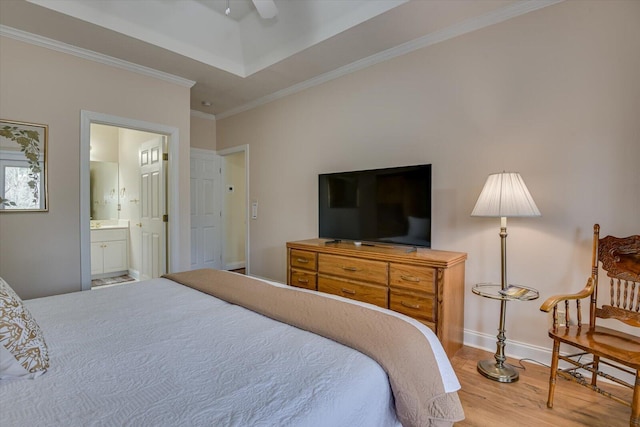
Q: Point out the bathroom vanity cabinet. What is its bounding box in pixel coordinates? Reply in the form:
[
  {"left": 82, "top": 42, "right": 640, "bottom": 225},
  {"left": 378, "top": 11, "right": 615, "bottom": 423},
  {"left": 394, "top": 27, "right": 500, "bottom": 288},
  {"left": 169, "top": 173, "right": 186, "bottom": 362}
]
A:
[{"left": 91, "top": 228, "right": 128, "bottom": 277}]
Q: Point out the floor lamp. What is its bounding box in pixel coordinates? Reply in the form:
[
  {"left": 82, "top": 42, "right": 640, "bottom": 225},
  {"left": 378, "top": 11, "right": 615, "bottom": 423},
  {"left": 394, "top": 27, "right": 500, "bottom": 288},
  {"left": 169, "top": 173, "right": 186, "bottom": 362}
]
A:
[{"left": 471, "top": 172, "right": 541, "bottom": 382}]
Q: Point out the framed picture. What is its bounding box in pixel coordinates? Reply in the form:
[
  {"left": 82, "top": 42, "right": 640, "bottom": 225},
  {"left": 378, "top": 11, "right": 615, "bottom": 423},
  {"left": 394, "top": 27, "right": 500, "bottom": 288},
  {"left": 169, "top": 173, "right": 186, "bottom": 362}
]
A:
[{"left": 0, "top": 119, "right": 48, "bottom": 212}]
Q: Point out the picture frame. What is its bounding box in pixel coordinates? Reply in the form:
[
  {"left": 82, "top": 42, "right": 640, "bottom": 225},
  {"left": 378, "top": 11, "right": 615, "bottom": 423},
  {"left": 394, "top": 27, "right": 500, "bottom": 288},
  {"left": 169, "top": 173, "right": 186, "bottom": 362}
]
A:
[{"left": 0, "top": 119, "right": 49, "bottom": 212}]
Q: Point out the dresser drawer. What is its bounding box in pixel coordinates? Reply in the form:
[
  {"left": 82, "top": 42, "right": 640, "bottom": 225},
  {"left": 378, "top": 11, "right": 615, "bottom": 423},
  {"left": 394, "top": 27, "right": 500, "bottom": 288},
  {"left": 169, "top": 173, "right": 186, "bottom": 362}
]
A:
[
  {"left": 290, "top": 249, "right": 317, "bottom": 271},
  {"left": 290, "top": 270, "right": 317, "bottom": 290},
  {"left": 389, "top": 288, "right": 435, "bottom": 323},
  {"left": 318, "top": 254, "right": 388, "bottom": 285},
  {"left": 318, "top": 276, "right": 388, "bottom": 308},
  {"left": 390, "top": 263, "right": 435, "bottom": 293}
]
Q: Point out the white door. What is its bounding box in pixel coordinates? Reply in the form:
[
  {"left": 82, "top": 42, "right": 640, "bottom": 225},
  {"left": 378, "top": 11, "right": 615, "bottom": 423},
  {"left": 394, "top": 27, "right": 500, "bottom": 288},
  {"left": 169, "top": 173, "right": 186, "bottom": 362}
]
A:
[
  {"left": 139, "top": 138, "right": 166, "bottom": 280},
  {"left": 190, "top": 149, "right": 222, "bottom": 270}
]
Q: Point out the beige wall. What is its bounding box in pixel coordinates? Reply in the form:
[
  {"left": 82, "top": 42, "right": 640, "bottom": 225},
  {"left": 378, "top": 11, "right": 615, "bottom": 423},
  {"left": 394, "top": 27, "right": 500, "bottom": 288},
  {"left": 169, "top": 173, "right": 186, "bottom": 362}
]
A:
[
  {"left": 0, "top": 36, "right": 192, "bottom": 299},
  {"left": 190, "top": 113, "right": 216, "bottom": 150},
  {"left": 217, "top": 0, "right": 640, "bottom": 354}
]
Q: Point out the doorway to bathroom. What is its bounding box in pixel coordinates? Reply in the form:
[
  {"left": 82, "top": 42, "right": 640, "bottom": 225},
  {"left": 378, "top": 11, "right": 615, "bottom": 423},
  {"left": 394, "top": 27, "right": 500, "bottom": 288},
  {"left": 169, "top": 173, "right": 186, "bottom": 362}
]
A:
[
  {"left": 80, "top": 111, "right": 180, "bottom": 291},
  {"left": 88, "top": 123, "right": 167, "bottom": 286}
]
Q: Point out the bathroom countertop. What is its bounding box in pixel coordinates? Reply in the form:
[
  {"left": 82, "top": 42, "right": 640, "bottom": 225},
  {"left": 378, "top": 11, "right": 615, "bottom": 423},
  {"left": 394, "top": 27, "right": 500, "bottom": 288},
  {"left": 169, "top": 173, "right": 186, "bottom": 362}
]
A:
[{"left": 90, "top": 220, "right": 130, "bottom": 230}]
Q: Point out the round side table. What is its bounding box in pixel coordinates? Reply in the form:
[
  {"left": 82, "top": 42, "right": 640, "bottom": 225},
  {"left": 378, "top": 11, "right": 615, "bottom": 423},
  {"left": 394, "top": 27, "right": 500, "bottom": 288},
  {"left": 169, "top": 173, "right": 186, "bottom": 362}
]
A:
[{"left": 472, "top": 283, "right": 539, "bottom": 382}]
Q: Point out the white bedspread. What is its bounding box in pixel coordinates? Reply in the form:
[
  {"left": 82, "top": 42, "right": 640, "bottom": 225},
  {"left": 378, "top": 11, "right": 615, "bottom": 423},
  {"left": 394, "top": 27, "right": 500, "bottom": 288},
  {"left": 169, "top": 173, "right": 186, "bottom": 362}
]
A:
[{"left": 1, "top": 278, "right": 402, "bottom": 427}]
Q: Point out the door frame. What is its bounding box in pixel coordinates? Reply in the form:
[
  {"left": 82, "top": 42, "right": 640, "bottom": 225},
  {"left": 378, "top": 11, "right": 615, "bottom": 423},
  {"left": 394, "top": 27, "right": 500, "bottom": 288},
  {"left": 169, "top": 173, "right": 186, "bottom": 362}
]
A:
[
  {"left": 218, "top": 144, "right": 250, "bottom": 275},
  {"left": 80, "top": 110, "right": 180, "bottom": 290}
]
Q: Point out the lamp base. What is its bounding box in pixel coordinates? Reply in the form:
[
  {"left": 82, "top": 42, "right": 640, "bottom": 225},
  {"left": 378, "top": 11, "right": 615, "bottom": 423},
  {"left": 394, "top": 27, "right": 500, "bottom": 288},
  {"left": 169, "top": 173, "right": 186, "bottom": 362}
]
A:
[{"left": 477, "top": 359, "right": 519, "bottom": 383}]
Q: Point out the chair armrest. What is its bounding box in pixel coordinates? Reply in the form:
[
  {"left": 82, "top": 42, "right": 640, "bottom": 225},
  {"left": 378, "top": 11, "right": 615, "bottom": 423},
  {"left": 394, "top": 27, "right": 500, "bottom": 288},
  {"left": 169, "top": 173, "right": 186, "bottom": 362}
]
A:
[{"left": 539, "top": 277, "right": 595, "bottom": 312}]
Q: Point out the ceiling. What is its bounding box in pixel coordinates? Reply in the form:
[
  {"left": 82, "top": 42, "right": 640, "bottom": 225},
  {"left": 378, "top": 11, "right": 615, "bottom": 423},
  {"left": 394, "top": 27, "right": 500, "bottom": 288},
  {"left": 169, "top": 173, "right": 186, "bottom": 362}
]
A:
[{"left": 0, "top": 0, "right": 559, "bottom": 118}]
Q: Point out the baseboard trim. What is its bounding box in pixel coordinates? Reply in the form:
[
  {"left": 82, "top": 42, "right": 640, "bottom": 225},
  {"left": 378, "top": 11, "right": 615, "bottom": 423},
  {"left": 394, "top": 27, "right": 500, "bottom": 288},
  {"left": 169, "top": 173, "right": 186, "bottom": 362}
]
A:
[
  {"left": 464, "top": 329, "right": 633, "bottom": 385},
  {"left": 128, "top": 269, "right": 140, "bottom": 280},
  {"left": 464, "top": 329, "right": 552, "bottom": 366}
]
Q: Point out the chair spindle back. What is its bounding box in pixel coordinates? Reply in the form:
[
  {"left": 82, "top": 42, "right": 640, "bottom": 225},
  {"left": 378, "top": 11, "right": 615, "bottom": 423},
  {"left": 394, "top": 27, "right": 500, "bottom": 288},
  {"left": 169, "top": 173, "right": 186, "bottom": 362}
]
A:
[{"left": 593, "top": 224, "right": 640, "bottom": 328}]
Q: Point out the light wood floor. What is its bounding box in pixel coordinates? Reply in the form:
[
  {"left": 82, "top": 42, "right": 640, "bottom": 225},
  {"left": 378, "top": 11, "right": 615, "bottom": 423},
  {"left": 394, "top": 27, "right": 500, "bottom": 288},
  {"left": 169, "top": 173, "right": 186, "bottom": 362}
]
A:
[{"left": 452, "top": 346, "right": 633, "bottom": 426}]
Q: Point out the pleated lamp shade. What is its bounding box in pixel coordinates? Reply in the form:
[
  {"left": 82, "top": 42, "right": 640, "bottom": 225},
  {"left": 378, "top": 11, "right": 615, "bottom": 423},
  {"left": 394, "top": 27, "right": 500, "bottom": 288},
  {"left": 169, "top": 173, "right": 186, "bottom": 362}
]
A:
[{"left": 471, "top": 172, "right": 540, "bottom": 218}]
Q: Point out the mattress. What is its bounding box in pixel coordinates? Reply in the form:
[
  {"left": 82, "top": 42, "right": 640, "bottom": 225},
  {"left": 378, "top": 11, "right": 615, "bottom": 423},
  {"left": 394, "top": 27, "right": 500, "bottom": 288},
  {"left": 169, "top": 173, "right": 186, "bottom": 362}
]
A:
[{"left": 1, "top": 278, "right": 402, "bottom": 426}]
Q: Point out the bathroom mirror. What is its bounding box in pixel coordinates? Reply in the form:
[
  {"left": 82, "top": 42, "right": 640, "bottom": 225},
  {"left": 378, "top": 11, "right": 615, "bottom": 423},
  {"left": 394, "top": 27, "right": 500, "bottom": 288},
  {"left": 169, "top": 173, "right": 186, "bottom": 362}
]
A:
[
  {"left": 0, "top": 119, "right": 48, "bottom": 212},
  {"left": 90, "top": 161, "right": 119, "bottom": 220}
]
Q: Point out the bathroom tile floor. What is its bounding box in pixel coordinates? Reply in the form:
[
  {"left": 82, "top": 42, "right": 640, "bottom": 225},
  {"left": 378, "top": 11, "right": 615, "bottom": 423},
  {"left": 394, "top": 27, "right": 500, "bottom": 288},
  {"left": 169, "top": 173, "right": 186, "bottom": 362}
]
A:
[{"left": 91, "top": 274, "right": 136, "bottom": 289}]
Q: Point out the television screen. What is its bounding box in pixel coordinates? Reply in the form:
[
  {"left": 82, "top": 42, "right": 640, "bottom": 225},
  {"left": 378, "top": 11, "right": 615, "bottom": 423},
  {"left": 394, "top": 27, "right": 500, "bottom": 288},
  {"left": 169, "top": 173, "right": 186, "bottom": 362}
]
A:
[{"left": 319, "top": 164, "right": 432, "bottom": 247}]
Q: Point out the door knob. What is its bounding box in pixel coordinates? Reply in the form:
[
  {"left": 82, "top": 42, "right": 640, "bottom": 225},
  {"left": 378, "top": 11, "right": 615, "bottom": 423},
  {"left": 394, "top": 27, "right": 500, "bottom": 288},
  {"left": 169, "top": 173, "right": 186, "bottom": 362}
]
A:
[{"left": 136, "top": 223, "right": 142, "bottom": 227}]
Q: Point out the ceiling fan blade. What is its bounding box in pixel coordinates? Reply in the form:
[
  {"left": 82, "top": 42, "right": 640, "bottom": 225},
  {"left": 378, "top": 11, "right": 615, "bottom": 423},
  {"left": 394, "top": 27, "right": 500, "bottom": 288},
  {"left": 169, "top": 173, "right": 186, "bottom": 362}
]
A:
[{"left": 252, "top": 0, "right": 278, "bottom": 19}]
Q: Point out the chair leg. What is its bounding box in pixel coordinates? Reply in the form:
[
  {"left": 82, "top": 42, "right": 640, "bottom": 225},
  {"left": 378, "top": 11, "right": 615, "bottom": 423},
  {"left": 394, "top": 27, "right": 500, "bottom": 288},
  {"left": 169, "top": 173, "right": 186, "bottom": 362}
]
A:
[
  {"left": 592, "top": 355, "right": 599, "bottom": 387},
  {"left": 632, "top": 370, "right": 640, "bottom": 427},
  {"left": 547, "top": 340, "right": 560, "bottom": 409}
]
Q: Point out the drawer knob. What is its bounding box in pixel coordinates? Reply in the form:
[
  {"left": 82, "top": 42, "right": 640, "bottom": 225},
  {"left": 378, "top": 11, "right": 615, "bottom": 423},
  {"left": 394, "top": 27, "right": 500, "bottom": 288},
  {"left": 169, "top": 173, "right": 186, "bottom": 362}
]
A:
[
  {"left": 400, "top": 275, "right": 420, "bottom": 283},
  {"left": 400, "top": 301, "right": 421, "bottom": 310},
  {"left": 297, "top": 278, "right": 309, "bottom": 284},
  {"left": 296, "top": 258, "right": 309, "bottom": 263},
  {"left": 341, "top": 288, "right": 356, "bottom": 295},
  {"left": 341, "top": 266, "right": 359, "bottom": 272}
]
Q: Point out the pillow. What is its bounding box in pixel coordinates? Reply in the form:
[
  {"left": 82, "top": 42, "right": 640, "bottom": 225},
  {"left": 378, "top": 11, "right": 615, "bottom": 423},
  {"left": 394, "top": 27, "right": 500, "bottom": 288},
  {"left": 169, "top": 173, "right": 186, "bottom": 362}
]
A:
[
  {"left": 407, "top": 216, "right": 430, "bottom": 238},
  {"left": 0, "top": 277, "right": 49, "bottom": 379}
]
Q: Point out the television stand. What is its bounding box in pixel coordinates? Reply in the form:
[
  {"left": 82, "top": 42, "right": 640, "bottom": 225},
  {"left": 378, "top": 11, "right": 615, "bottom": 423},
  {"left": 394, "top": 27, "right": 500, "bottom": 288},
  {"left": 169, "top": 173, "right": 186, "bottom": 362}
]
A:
[{"left": 286, "top": 238, "right": 467, "bottom": 357}]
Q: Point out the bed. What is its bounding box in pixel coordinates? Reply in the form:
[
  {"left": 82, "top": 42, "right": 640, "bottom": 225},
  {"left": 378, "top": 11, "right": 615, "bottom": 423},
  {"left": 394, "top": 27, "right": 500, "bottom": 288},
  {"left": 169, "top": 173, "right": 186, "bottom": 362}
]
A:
[{"left": 0, "top": 269, "right": 464, "bottom": 426}]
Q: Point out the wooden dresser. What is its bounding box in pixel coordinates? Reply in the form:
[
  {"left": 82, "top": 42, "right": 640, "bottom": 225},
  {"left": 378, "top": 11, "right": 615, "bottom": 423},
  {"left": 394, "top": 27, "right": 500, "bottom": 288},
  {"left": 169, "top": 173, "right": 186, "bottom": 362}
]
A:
[{"left": 286, "top": 239, "right": 467, "bottom": 358}]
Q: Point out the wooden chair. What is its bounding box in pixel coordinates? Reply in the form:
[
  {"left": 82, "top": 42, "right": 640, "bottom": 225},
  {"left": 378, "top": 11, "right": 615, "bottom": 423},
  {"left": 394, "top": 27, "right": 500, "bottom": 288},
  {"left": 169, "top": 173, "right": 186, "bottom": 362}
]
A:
[{"left": 540, "top": 224, "right": 640, "bottom": 426}]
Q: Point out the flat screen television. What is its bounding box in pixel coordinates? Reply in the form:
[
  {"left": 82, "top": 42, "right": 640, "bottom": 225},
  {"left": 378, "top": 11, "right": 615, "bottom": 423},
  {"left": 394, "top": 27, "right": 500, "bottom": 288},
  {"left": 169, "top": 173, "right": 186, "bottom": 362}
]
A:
[{"left": 319, "top": 164, "right": 432, "bottom": 247}]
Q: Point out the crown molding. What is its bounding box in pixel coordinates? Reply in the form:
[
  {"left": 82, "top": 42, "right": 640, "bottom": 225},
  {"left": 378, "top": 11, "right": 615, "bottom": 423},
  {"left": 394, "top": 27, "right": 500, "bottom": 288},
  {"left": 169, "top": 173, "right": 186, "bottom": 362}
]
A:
[
  {"left": 216, "top": 0, "right": 564, "bottom": 119},
  {"left": 0, "top": 25, "right": 196, "bottom": 88},
  {"left": 190, "top": 110, "right": 216, "bottom": 121}
]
